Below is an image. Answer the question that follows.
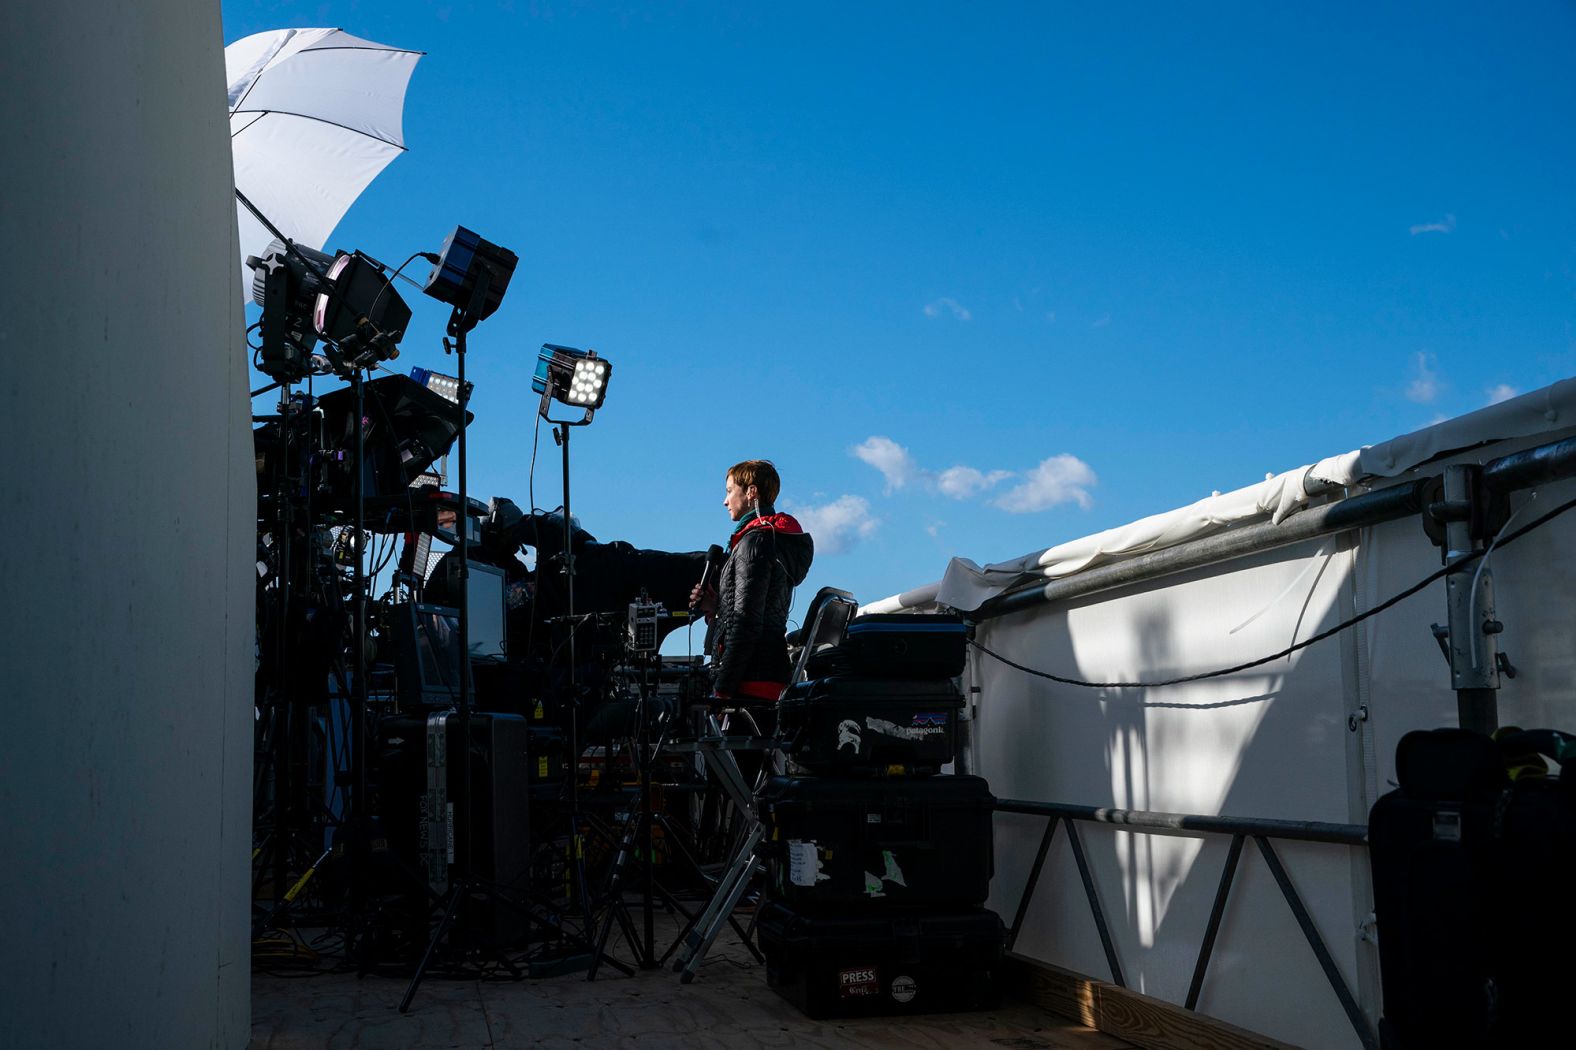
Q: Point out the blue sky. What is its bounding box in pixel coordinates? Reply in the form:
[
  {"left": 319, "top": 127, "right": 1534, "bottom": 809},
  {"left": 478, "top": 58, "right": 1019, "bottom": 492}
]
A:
[{"left": 225, "top": 1, "right": 1576, "bottom": 634}]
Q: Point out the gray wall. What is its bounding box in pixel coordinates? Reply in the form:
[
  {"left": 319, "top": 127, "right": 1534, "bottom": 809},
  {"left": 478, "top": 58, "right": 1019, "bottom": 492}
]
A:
[{"left": 0, "top": 2, "right": 252, "bottom": 1047}]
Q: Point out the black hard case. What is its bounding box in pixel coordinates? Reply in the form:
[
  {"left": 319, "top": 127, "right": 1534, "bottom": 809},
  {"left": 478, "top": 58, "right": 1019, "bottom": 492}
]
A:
[
  {"left": 1368, "top": 728, "right": 1575, "bottom": 1049},
  {"left": 756, "top": 774, "right": 994, "bottom": 909},
  {"left": 777, "top": 676, "right": 963, "bottom": 776},
  {"left": 756, "top": 902, "right": 1003, "bottom": 1018},
  {"left": 374, "top": 711, "right": 533, "bottom": 944},
  {"left": 809, "top": 613, "right": 967, "bottom": 680}
]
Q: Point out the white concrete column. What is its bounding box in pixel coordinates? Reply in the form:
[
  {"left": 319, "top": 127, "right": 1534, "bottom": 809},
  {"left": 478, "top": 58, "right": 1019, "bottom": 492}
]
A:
[{"left": 0, "top": 2, "right": 252, "bottom": 1047}]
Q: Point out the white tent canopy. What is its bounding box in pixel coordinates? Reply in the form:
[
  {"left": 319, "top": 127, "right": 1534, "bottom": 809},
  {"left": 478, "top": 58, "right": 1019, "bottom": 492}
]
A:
[{"left": 866, "top": 377, "right": 1576, "bottom": 615}]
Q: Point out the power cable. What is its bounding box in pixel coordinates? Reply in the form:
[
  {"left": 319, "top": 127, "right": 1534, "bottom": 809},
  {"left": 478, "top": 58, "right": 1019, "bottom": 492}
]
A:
[
  {"left": 969, "top": 491, "right": 1576, "bottom": 690},
  {"left": 524, "top": 411, "right": 545, "bottom": 663}
]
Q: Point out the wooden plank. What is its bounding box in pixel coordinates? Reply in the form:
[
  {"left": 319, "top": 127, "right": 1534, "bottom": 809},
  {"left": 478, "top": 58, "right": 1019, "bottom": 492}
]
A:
[{"left": 1004, "top": 953, "right": 1303, "bottom": 1050}]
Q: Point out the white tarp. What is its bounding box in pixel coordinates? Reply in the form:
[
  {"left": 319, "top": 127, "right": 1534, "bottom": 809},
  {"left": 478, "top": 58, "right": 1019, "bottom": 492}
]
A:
[{"left": 869, "top": 378, "right": 1576, "bottom": 616}]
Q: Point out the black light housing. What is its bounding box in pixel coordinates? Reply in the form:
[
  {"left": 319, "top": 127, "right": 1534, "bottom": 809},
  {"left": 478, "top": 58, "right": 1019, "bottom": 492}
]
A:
[
  {"left": 248, "top": 239, "right": 334, "bottom": 380},
  {"left": 422, "top": 226, "right": 518, "bottom": 329},
  {"left": 313, "top": 251, "right": 412, "bottom": 352},
  {"left": 533, "top": 343, "right": 612, "bottom": 421},
  {"left": 248, "top": 238, "right": 411, "bottom": 379}
]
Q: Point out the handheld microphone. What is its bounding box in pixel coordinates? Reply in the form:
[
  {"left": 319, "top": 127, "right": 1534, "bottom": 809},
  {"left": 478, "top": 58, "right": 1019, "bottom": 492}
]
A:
[{"left": 691, "top": 544, "right": 726, "bottom": 613}]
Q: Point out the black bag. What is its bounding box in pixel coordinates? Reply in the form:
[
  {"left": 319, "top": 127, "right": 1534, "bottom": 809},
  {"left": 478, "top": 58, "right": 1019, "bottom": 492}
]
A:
[
  {"left": 1368, "top": 727, "right": 1574, "bottom": 1049},
  {"left": 756, "top": 902, "right": 1003, "bottom": 1018},
  {"left": 777, "top": 676, "right": 963, "bottom": 776},
  {"left": 808, "top": 613, "right": 966, "bottom": 680},
  {"left": 756, "top": 774, "right": 994, "bottom": 909}
]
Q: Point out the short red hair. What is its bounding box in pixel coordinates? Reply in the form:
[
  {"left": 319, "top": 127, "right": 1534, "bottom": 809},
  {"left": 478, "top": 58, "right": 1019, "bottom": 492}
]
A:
[{"left": 727, "top": 460, "right": 781, "bottom": 507}]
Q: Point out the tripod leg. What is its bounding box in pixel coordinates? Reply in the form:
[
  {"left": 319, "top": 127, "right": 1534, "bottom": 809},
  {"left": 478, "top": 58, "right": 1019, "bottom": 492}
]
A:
[
  {"left": 586, "top": 810, "right": 643, "bottom": 980},
  {"left": 399, "top": 885, "right": 466, "bottom": 1014}
]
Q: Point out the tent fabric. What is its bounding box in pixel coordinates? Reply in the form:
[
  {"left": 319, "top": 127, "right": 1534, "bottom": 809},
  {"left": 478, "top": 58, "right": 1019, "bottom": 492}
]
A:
[
  {"left": 924, "top": 453, "right": 1361, "bottom": 614},
  {"left": 1357, "top": 376, "right": 1576, "bottom": 477},
  {"left": 869, "top": 377, "right": 1576, "bottom": 616}
]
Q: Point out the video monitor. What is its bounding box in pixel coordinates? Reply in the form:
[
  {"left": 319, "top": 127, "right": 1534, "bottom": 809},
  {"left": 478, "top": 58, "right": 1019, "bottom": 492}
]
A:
[
  {"left": 393, "top": 602, "right": 466, "bottom": 709},
  {"left": 446, "top": 559, "right": 507, "bottom": 663}
]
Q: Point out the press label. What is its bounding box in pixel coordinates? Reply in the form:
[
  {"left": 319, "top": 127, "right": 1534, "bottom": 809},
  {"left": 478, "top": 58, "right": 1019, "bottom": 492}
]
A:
[{"left": 839, "top": 966, "right": 879, "bottom": 998}]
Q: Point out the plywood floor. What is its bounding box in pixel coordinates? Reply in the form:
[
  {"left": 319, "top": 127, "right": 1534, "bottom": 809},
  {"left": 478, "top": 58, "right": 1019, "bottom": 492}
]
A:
[{"left": 250, "top": 915, "right": 1134, "bottom": 1050}]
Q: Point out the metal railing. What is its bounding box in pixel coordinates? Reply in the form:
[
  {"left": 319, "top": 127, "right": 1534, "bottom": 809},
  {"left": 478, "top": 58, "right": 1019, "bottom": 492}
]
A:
[{"left": 997, "top": 798, "right": 1377, "bottom": 1050}]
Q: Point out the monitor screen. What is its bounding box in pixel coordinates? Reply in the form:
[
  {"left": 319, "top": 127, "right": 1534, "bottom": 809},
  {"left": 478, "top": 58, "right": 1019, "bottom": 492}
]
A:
[
  {"left": 446, "top": 559, "right": 506, "bottom": 663},
  {"left": 414, "top": 606, "right": 463, "bottom": 693},
  {"left": 394, "top": 602, "right": 465, "bottom": 708}
]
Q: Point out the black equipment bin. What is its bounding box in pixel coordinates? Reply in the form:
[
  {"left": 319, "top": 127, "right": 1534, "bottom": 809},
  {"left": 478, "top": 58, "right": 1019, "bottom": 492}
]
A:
[
  {"left": 809, "top": 612, "right": 967, "bottom": 680},
  {"left": 756, "top": 902, "right": 1003, "bottom": 1018},
  {"left": 757, "top": 774, "right": 994, "bottom": 909},
  {"left": 777, "top": 676, "right": 963, "bottom": 776},
  {"left": 1368, "top": 727, "right": 1576, "bottom": 1048}
]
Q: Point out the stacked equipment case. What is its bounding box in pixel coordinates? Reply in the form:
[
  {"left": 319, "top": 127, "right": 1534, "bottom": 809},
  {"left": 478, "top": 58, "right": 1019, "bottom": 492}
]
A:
[
  {"left": 1368, "top": 727, "right": 1575, "bottom": 1048},
  {"left": 755, "top": 612, "right": 1005, "bottom": 1018}
]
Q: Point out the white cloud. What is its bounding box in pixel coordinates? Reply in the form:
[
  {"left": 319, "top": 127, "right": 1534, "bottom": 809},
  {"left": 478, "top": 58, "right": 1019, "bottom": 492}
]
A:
[
  {"left": 853, "top": 436, "right": 1097, "bottom": 515},
  {"left": 1090, "top": 314, "right": 1111, "bottom": 328},
  {"left": 1486, "top": 383, "right": 1519, "bottom": 406},
  {"left": 934, "top": 465, "right": 1013, "bottom": 499},
  {"left": 851, "top": 435, "right": 919, "bottom": 493},
  {"left": 994, "top": 454, "right": 1098, "bottom": 513},
  {"left": 853, "top": 439, "right": 1010, "bottom": 500},
  {"left": 922, "top": 296, "right": 972, "bottom": 321},
  {"left": 791, "top": 495, "right": 879, "bottom": 555},
  {"left": 1405, "top": 352, "right": 1441, "bottom": 404},
  {"left": 925, "top": 521, "right": 944, "bottom": 539},
  {"left": 1409, "top": 213, "right": 1456, "bottom": 235}
]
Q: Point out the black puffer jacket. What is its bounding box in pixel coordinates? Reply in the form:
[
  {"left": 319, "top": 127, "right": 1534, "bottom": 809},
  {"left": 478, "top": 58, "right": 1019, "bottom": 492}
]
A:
[{"left": 708, "top": 511, "right": 814, "bottom": 695}]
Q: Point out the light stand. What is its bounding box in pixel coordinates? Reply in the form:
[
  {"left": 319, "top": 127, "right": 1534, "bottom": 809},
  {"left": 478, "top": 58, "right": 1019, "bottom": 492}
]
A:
[
  {"left": 397, "top": 237, "right": 630, "bottom": 1011},
  {"left": 528, "top": 343, "right": 611, "bottom": 945},
  {"left": 241, "top": 189, "right": 418, "bottom": 945},
  {"left": 252, "top": 380, "right": 299, "bottom": 919},
  {"left": 398, "top": 274, "right": 488, "bottom": 1013}
]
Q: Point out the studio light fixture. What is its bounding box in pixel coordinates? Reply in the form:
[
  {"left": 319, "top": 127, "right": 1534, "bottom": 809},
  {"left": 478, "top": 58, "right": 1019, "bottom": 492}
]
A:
[
  {"left": 533, "top": 343, "right": 613, "bottom": 420},
  {"left": 409, "top": 366, "right": 472, "bottom": 406},
  {"left": 422, "top": 226, "right": 519, "bottom": 333},
  {"left": 248, "top": 238, "right": 411, "bottom": 379},
  {"left": 312, "top": 251, "right": 412, "bottom": 354}
]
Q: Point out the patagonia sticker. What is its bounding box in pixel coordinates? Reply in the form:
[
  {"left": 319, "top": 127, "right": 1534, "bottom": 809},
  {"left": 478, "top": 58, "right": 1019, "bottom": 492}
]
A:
[{"left": 866, "top": 716, "right": 945, "bottom": 741}]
